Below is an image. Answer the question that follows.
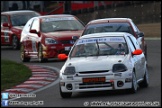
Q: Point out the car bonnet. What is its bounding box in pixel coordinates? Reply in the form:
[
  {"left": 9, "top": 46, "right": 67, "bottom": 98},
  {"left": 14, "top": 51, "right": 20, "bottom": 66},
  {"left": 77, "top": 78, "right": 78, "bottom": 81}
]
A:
[{"left": 65, "top": 55, "right": 128, "bottom": 73}]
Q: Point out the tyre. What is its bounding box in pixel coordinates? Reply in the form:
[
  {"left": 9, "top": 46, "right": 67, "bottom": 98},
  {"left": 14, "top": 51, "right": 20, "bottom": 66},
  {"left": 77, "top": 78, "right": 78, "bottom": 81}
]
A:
[
  {"left": 12, "top": 35, "right": 19, "bottom": 50},
  {"left": 38, "top": 44, "right": 46, "bottom": 62},
  {"left": 20, "top": 44, "right": 30, "bottom": 62},
  {"left": 139, "top": 67, "right": 149, "bottom": 88},
  {"left": 59, "top": 85, "right": 72, "bottom": 98},
  {"left": 144, "top": 46, "right": 147, "bottom": 61},
  {"left": 129, "top": 72, "right": 138, "bottom": 93}
]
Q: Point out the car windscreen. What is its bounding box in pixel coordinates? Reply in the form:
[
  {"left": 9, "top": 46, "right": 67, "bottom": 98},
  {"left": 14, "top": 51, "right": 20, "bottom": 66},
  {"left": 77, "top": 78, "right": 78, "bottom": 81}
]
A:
[
  {"left": 40, "top": 17, "right": 84, "bottom": 33},
  {"left": 83, "top": 23, "right": 134, "bottom": 36},
  {"left": 10, "top": 13, "right": 40, "bottom": 26},
  {"left": 70, "top": 36, "right": 129, "bottom": 57}
]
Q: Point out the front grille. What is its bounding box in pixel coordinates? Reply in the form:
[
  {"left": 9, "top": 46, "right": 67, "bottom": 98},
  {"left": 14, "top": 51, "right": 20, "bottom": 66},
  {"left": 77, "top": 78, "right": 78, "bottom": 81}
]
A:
[
  {"left": 60, "top": 40, "right": 74, "bottom": 44},
  {"left": 59, "top": 50, "right": 69, "bottom": 55},
  {"left": 79, "top": 82, "right": 112, "bottom": 89},
  {"left": 79, "top": 70, "right": 109, "bottom": 74},
  {"left": 61, "top": 40, "right": 70, "bottom": 44}
]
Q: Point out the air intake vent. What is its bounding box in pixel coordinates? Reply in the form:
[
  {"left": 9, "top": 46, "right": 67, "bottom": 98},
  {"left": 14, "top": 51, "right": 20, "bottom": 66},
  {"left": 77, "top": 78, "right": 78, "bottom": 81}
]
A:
[
  {"left": 79, "top": 70, "right": 109, "bottom": 74},
  {"left": 79, "top": 82, "right": 112, "bottom": 89}
]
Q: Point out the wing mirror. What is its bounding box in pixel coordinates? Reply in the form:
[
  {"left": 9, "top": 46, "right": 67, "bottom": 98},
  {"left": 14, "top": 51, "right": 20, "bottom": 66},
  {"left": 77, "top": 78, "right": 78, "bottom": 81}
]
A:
[
  {"left": 58, "top": 54, "right": 68, "bottom": 60},
  {"left": 2, "top": 22, "right": 10, "bottom": 27},
  {"left": 72, "top": 36, "right": 79, "bottom": 42},
  {"left": 137, "top": 32, "right": 144, "bottom": 37},
  {"left": 30, "top": 29, "right": 40, "bottom": 37},
  {"left": 132, "top": 49, "right": 143, "bottom": 55},
  {"left": 30, "top": 29, "right": 37, "bottom": 34}
]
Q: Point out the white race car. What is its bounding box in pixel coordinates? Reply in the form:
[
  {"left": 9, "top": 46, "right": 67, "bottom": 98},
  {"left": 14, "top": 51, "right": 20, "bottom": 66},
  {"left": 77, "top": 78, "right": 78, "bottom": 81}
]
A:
[{"left": 58, "top": 32, "right": 149, "bottom": 98}]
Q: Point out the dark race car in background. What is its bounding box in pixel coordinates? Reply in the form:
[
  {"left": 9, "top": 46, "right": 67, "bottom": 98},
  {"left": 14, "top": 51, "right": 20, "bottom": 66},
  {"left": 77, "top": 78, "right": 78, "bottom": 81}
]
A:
[
  {"left": 1, "top": 10, "right": 40, "bottom": 49},
  {"left": 82, "top": 18, "right": 147, "bottom": 60},
  {"left": 20, "top": 14, "right": 85, "bottom": 62}
]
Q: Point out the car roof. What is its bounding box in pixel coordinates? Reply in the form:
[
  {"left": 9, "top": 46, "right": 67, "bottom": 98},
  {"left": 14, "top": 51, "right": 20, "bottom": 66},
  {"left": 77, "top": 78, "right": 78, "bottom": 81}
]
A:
[
  {"left": 34, "top": 14, "right": 75, "bottom": 19},
  {"left": 1, "top": 10, "right": 39, "bottom": 15},
  {"left": 80, "top": 32, "right": 131, "bottom": 39},
  {"left": 87, "top": 18, "right": 132, "bottom": 24}
]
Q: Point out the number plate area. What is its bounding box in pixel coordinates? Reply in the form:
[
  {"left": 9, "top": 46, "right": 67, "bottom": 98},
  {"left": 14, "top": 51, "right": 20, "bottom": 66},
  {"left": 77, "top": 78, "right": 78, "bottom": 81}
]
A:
[
  {"left": 79, "top": 77, "right": 112, "bottom": 89},
  {"left": 65, "top": 47, "right": 71, "bottom": 51},
  {"left": 83, "top": 77, "right": 106, "bottom": 83}
]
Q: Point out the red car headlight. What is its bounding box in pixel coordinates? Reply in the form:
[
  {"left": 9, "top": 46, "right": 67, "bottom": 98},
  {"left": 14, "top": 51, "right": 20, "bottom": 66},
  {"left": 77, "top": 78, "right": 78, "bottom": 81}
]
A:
[{"left": 45, "top": 38, "right": 58, "bottom": 44}]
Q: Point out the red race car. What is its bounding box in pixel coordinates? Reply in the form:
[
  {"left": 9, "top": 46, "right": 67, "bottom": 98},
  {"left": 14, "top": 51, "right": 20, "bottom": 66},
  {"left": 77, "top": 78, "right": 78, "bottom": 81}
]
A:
[
  {"left": 82, "top": 18, "right": 147, "bottom": 60},
  {"left": 20, "top": 14, "right": 85, "bottom": 62},
  {"left": 1, "top": 10, "right": 40, "bottom": 49}
]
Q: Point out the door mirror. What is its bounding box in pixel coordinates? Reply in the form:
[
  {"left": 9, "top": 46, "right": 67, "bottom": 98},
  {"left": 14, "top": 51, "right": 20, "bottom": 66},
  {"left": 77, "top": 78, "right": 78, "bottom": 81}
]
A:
[
  {"left": 30, "top": 29, "right": 40, "bottom": 36},
  {"left": 72, "top": 36, "right": 79, "bottom": 42},
  {"left": 30, "top": 29, "right": 37, "bottom": 34},
  {"left": 137, "top": 32, "right": 144, "bottom": 37},
  {"left": 58, "top": 54, "right": 68, "bottom": 60},
  {"left": 2, "top": 22, "right": 10, "bottom": 27},
  {"left": 132, "top": 49, "right": 143, "bottom": 55}
]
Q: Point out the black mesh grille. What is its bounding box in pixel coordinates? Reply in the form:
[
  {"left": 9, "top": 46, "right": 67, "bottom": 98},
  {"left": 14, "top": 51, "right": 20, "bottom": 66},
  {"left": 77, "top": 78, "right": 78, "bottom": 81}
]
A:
[
  {"left": 79, "top": 70, "right": 109, "bottom": 74},
  {"left": 60, "top": 40, "right": 74, "bottom": 44},
  {"left": 79, "top": 82, "right": 112, "bottom": 89}
]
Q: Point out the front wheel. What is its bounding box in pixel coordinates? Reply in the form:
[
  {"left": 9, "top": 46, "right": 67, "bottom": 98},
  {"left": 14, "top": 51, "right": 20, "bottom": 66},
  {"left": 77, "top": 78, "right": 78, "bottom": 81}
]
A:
[
  {"left": 139, "top": 67, "right": 149, "bottom": 88},
  {"left": 144, "top": 46, "right": 147, "bottom": 62},
  {"left": 59, "top": 85, "right": 72, "bottom": 98},
  {"left": 129, "top": 72, "right": 138, "bottom": 93},
  {"left": 38, "top": 44, "right": 47, "bottom": 62},
  {"left": 20, "top": 44, "right": 30, "bottom": 62},
  {"left": 12, "top": 35, "right": 19, "bottom": 50}
]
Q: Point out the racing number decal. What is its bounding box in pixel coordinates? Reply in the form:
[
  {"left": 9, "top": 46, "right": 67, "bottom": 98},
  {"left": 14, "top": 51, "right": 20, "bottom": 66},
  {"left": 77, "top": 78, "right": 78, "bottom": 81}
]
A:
[{"left": 4, "top": 30, "right": 9, "bottom": 42}]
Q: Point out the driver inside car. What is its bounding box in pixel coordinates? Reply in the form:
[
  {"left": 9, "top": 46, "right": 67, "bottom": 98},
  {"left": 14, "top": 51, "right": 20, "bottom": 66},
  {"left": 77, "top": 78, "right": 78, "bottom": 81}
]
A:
[{"left": 116, "top": 43, "right": 126, "bottom": 55}]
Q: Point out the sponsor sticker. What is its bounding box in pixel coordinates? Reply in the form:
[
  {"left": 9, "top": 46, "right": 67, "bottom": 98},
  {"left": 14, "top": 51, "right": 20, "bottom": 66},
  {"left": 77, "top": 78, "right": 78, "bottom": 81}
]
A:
[
  {"left": 77, "top": 37, "right": 125, "bottom": 45},
  {"left": 42, "top": 17, "right": 75, "bottom": 22}
]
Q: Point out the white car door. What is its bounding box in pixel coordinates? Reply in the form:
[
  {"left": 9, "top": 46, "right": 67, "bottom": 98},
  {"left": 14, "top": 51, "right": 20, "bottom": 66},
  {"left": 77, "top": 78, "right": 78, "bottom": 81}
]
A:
[
  {"left": 126, "top": 35, "right": 144, "bottom": 80},
  {"left": 128, "top": 35, "right": 145, "bottom": 79},
  {"left": 28, "top": 18, "right": 40, "bottom": 53}
]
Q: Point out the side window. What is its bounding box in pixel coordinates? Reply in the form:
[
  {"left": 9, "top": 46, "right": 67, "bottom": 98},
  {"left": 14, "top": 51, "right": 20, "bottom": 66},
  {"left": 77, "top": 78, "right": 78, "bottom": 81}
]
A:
[
  {"left": 134, "top": 25, "right": 140, "bottom": 32},
  {"left": 130, "top": 21, "right": 140, "bottom": 33},
  {"left": 127, "top": 35, "right": 140, "bottom": 52},
  {"left": 1, "top": 15, "right": 9, "bottom": 23},
  {"left": 30, "top": 18, "right": 39, "bottom": 32},
  {"left": 126, "top": 36, "right": 136, "bottom": 52},
  {"left": 129, "top": 35, "right": 141, "bottom": 49},
  {"left": 1, "top": 15, "right": 9, "bottom": 26},
  {"left": 23, "top": 18, "right": 34, "bottom": 32}
]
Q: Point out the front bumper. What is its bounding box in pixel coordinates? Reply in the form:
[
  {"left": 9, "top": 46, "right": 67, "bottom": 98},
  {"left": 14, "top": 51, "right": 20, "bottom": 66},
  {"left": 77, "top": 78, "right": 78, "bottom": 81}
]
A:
[
  {"left": 42, "top": 44, "right": 72, "bottom": 58},
  {"left": 60, "top": 71, "right": 133, "bottom": 92}
]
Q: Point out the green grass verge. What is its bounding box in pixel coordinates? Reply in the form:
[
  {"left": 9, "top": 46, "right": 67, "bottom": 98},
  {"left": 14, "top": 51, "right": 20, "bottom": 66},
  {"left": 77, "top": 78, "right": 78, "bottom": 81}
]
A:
[{"left": 1, "top": 59, "right": 32, "bottom": 91}]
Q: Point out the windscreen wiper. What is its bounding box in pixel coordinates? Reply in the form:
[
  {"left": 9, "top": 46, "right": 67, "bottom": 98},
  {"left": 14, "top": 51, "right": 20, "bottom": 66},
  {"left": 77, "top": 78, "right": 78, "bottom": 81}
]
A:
[
  {"left": 70, "top": 29, "right": 80, "bottom": 31},
  {"left": 54, "top": 29, "right": 72, "bottom": 31}
]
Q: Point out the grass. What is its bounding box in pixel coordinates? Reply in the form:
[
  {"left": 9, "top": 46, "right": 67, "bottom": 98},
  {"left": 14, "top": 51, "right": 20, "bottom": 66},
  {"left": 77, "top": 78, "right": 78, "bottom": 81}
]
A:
[
  {"left": 1, "top": 59, "right": 32, "bottom": 91},
  {"left": 137, "top": 23, "right": 161, "bottom": 37}
]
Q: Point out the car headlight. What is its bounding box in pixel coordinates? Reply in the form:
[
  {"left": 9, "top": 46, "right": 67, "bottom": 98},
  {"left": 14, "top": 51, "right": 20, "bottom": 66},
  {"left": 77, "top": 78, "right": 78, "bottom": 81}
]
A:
[
  {"left": 45, "top": 38, "right": 57, "bottom": 44},
  {"left": 112, "top": 64, "right": 127, "bottom": 72},
  {"left": 63, "top": 66, "right": 76, "bottom": 75}
]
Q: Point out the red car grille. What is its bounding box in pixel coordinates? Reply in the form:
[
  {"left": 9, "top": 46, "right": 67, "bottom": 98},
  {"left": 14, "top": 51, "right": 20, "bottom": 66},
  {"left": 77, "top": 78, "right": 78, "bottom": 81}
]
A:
[{"left": 60, "top": 40, "right": 75, "bottom": 44}]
